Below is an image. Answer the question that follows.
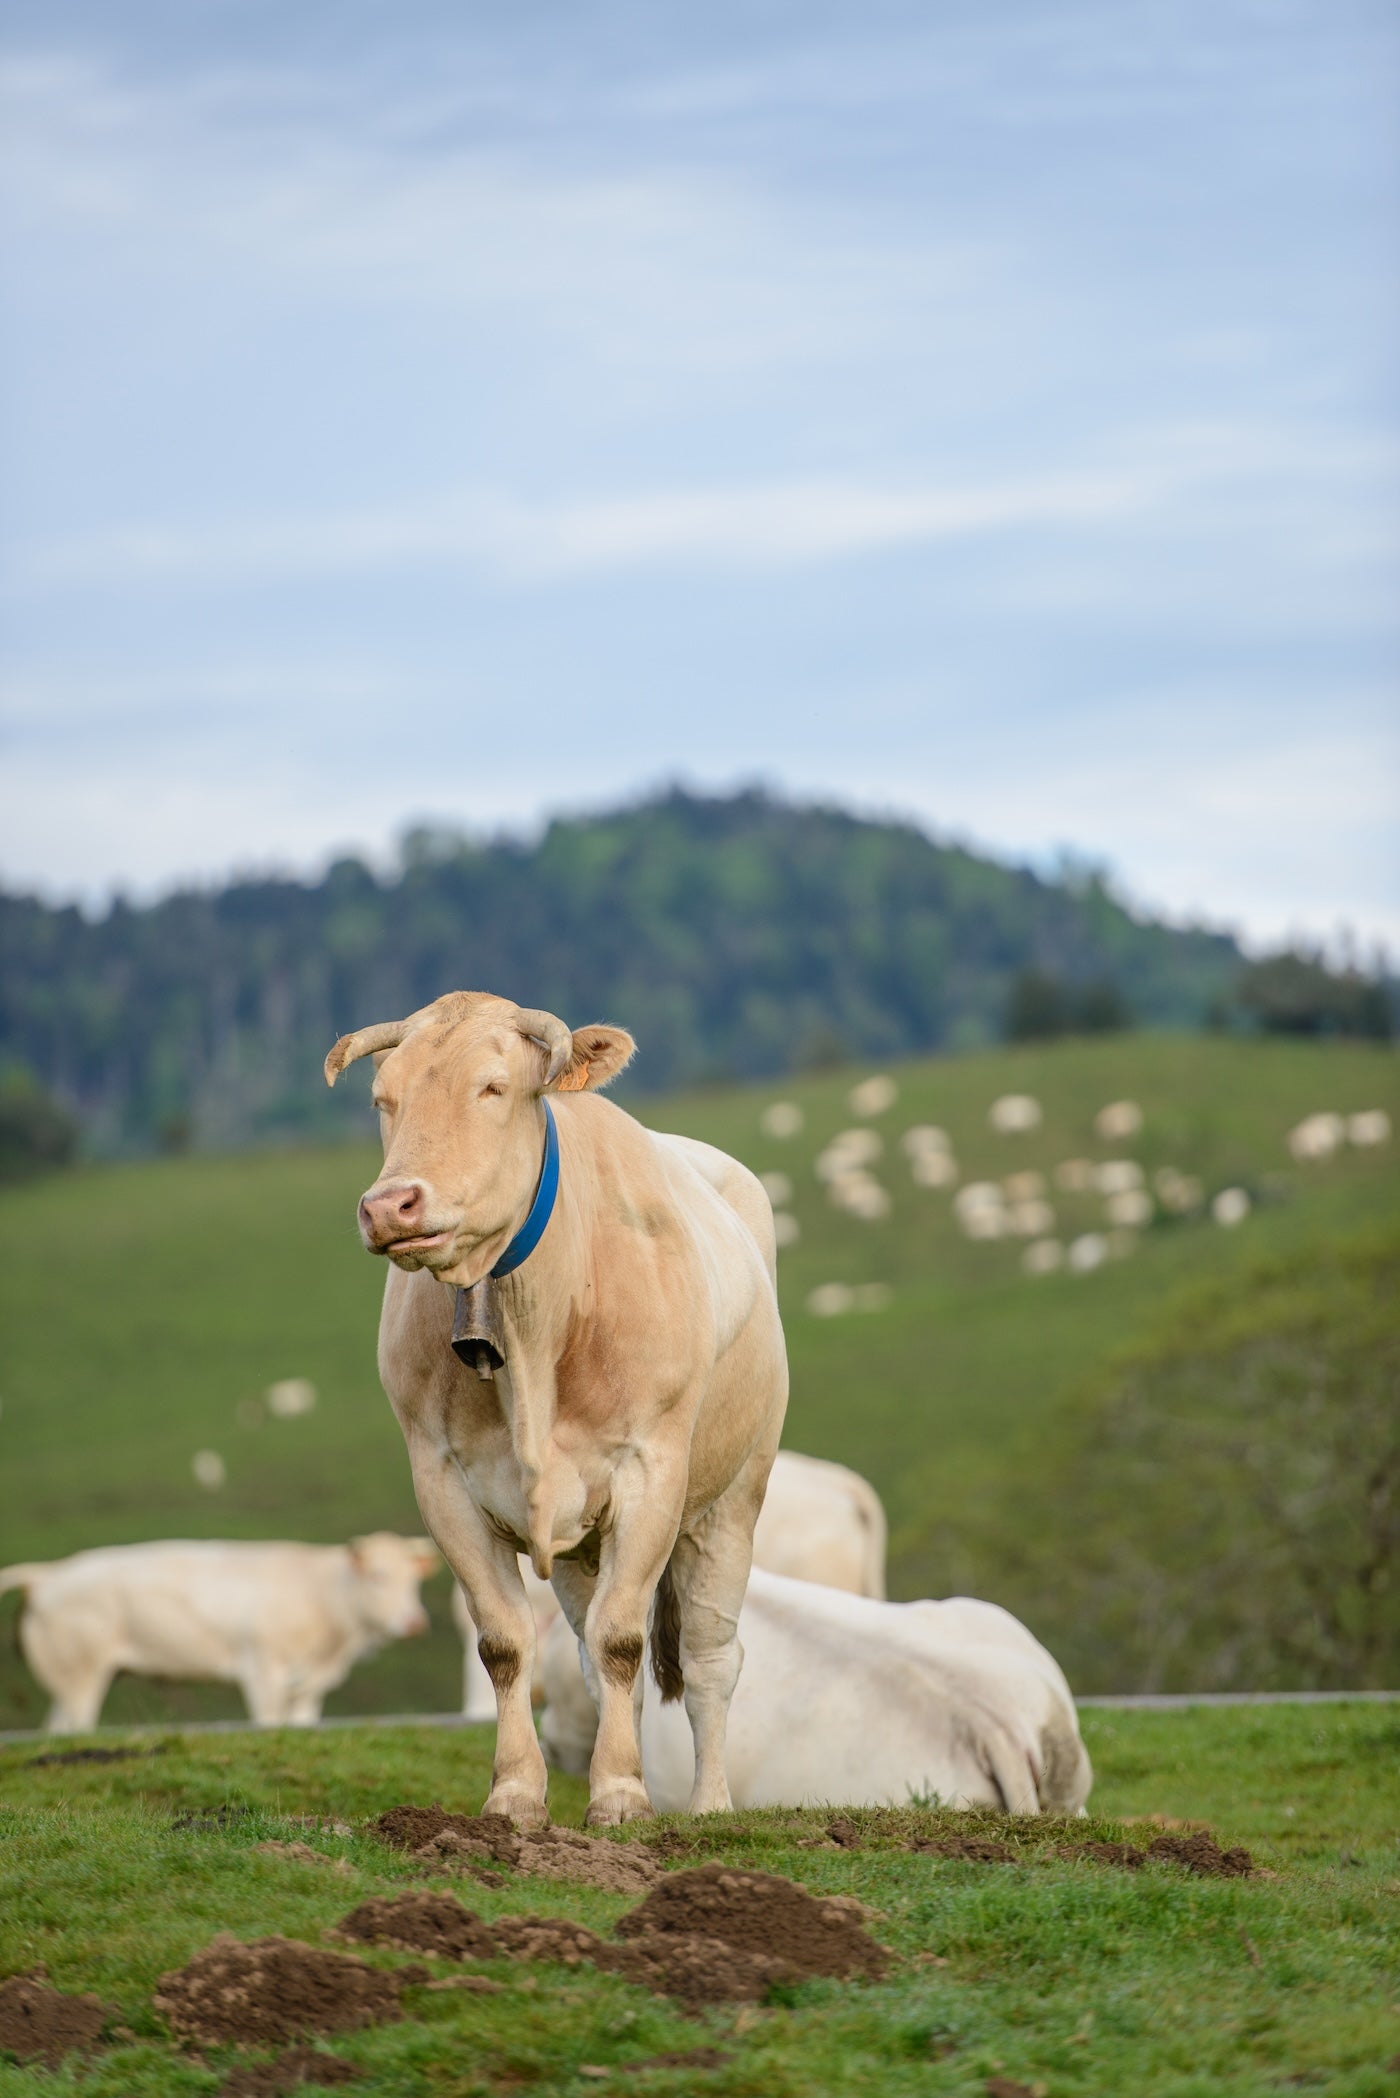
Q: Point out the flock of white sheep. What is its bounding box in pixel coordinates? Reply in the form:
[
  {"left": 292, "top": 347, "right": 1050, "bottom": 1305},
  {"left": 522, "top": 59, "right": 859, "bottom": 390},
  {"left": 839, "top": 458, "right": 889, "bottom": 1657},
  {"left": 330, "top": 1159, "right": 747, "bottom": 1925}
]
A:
[
  {"left": 183, "top": 1093, "right": 1392, "bottom": 1484},
  {"left": 756, "top": 1082, "right": 1392, "bottom": 1319}
]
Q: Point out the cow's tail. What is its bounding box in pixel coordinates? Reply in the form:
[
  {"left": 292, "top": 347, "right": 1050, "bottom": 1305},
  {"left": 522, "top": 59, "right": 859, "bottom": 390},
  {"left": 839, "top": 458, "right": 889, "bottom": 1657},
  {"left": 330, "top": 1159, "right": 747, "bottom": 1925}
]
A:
[
  {"left": 649, "top": 1560, "right": 685, "bottom": 1704},
  {"left": 0, "top": 1563, "right": 49, "bottom": 1599}
]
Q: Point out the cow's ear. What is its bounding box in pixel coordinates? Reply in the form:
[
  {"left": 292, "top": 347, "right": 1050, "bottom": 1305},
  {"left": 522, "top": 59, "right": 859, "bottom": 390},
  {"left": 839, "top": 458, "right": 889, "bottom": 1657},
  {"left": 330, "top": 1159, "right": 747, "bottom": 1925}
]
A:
[
  {"left": 553, "top": 1024, "right": 636, "bottom": 1093},
  {"left": 412, "top": 1539, "right": 442, "bottom": 1576},
  {"left": 347, "top": 1537, "right": 368, "bottom": 1571}
]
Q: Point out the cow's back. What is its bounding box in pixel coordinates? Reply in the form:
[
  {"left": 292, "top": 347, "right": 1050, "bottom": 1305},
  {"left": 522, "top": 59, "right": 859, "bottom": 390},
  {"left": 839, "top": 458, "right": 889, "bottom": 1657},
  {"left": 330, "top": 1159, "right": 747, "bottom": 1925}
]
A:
[
  {"left": 753, "top": 1451, "right": 888, "bottom": 1598},
  {"left": 26, "top": 1542, "right": 343, "bottom": 1676}
]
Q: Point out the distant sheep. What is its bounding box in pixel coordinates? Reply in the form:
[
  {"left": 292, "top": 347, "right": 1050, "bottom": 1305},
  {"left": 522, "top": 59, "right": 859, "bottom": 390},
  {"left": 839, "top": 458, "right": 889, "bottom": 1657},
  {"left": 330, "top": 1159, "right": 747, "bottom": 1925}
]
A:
[
  {"left": 1212, "top": 1187, "right": 1250, "bottom": 1227},
  {"left": 759, "top": 1170, "right": 793, "bottom": 1207},
  {"left": 192, "top": 1450, "right": 226, "bottom": 1490},
  {"left": 1022, "top": 1239, "right": 1064, "bottom": 1276},
  {"left": 901, "top": 1124, "right": 952, "bottom": 1156},
  {"left": 1094, "top": 1160, "right": 1144, "bottom": 1195},
  {"left": 266, "top": 1378, "right": 317, "bottom": 1419},
  {"left": 1067, "top": 1233, "right": 1108, "bottom": 1273},
  {"left": 761, "top": 1101, "right": 804, "bottom": 1139},
  {"left": 909, "top": 1150, "right": 958, "bottom": 1189},
  {"left": 1287, "top": 1113, "right": 1345, "bottom": 1162},
  {"left": 989, "top": 1094, "right": 1042, "bottom": 1133},
  {"left": 1348, "top": 1109, "right": 1391, "bottom": 1147},
  {"left": 772, "top": 1211, "right": 801, "bottom": 1248},
  {"left": 1008, "top": 1199, "right": 1056, "bottom": 1237},
  {"left": 848, "top": 1074, "right": 899, "bottom": 1118},
  {"left": 1094, "top": 1100, "right": 1143, "bottom": 1140},
  {"left": 1105, "top": 1189, "right": 1153, "bottom": 1228},
  {"left": 1053, "top": 1159, "right": 1097, "bottom": 1193},
  {"left": 1003, "top": 1169, "right": 1046, "bottom": 1201},
  {"left": 1153, "top": 1167, "right": 1203, "bottom": 1213},
  {"left": 816, "top": 1129, "right": 882, "bottom": 1178}
]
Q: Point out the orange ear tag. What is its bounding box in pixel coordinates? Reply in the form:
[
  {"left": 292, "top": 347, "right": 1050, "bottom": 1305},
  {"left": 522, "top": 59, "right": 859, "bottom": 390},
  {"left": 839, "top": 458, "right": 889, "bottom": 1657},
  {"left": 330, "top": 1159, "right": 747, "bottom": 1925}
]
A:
[{"left": 556, "top": 1060, "right": 592, "bottom": 1093}]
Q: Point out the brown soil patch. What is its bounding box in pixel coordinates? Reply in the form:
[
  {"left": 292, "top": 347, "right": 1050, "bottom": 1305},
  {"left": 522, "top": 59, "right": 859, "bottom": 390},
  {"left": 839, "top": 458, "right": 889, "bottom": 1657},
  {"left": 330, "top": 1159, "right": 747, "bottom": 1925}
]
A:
[
  {"left": 912, "top": 1836, "right": 1015, "bottom": 1864},
  {"left": 1147, "top": 1832, "right": 1253, "bottom": 1878},
  {"left": 370, "top": 1805, "right": 515, "bottom": 1857},
  {"left": 336, "top": 1894, "right": 497, "bottom": 1962},
  {"left": 1057, "top": 1840, "right": 1146, "bottom": 1870},
  {"left": 1052, "top": 1830, "right": 1254, "bottom": 1877},
  {"left": 371, "top": 1804, "right": 661, "bottom": 1894},
  {"left": 218, "top": 2043, "right": 361, "bottom": 2096},
  {"left": 0, "top": 1972, "right": 113, "bottom": 2066},
  {"left": 618, "top": 1866, "right": 889, "bottom": 1985},
  {"left": 155, "top": 1936, "right": 413, "bottom": 2045},
  {"left": 25, "top": 1743, "right": 163, "bottom": 1769},
  {"left": 389, "top": 1865, "right": 891, "bottom": 2011}
]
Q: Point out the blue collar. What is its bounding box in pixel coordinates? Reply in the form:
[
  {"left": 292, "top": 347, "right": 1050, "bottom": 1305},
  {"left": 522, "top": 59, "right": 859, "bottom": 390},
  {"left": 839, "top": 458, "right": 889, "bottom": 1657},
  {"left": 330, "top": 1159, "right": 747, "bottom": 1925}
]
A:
[{"left": 490, "top": 1100, "right": 560, "bottom": 1277}]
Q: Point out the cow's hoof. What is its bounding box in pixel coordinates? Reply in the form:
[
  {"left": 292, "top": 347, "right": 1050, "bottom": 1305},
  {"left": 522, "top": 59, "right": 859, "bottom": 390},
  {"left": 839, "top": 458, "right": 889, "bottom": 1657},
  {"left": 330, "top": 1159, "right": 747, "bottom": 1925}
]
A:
[
  {"left": 483, "top": 1788, "right": 549, "bottom": 1830},
  {"left": 585, "top": 1784, "right": 655, "bottom": 1828}
]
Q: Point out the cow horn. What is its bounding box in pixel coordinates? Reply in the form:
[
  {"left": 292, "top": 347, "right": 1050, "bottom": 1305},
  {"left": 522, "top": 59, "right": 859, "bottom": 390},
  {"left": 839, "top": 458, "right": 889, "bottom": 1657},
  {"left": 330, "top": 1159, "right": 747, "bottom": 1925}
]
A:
[
  {"left": 324, "top": 1020, "right": 412, "bottom": 1087},
  {"left": 514, "top": 1006, "right": 574, "bottom": 1087}
]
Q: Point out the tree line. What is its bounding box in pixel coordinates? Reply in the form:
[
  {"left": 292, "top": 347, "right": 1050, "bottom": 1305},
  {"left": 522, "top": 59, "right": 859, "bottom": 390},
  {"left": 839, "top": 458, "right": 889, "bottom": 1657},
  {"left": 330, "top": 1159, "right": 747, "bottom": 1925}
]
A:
[{"left": 0, "top": 787, "right": 1387, "bottom": 1164}]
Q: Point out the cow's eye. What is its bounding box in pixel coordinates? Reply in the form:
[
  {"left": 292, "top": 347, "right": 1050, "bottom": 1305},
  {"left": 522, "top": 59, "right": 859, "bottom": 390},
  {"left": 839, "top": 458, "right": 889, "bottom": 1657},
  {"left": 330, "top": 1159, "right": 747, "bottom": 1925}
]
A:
[{"left": 481, "top": 1082, "right": 505, "bottom": 1099}]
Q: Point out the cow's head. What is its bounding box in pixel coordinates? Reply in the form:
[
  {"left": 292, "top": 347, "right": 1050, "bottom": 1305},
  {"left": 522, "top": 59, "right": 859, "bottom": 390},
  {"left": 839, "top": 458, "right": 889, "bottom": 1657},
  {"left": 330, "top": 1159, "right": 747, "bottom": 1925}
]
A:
[
  {"left": 346, "top": 1531, "right": 441, "bottom": 1640},
  {"left": 325, "top": 991, "right": 635, "bottom": 1287}
]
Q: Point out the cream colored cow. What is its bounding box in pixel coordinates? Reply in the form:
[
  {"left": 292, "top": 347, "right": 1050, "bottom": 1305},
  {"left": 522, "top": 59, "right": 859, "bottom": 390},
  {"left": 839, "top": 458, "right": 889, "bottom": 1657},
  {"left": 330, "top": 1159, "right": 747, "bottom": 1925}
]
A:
[
  {"left": 541, "top": 1570, "right": 1091, "bottom": 1814},
  {"left": 0, "top": 1534, "right": 439, "bottom": 1731},
  {"left": 325, "top": 990, "right": 789, "bottom": 1826},
  {"left": 453, "top": 1447, "right": 887, "bottom": 1719}
]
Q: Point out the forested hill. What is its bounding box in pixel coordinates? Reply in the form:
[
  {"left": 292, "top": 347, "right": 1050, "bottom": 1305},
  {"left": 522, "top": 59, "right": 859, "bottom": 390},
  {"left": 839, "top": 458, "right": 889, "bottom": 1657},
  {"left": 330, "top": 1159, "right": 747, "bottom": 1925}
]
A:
[{"left": 2, "top": 789, "right": 1243, "bottom": 1154}]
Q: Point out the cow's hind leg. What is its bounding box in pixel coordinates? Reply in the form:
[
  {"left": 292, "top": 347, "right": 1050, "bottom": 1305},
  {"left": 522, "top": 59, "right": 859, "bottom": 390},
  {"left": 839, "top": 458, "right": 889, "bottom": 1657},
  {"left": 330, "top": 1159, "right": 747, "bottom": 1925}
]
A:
[{"left": 668, "top": 1447, "right": 773, "bottom": 1815}]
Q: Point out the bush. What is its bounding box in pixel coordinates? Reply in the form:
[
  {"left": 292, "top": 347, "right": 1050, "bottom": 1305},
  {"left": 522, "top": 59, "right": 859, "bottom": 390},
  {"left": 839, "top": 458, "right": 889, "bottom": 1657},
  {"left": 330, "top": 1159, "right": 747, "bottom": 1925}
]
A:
[
  {"left": 0, "top": 1068, "right": 78, "bottom": 1183},
  {"left": 971, "top": 1229, "right": 1400, "bottom": 1692},
  {"left": 1233, "top": 950, "right": 1394, "bottom": 1040}
]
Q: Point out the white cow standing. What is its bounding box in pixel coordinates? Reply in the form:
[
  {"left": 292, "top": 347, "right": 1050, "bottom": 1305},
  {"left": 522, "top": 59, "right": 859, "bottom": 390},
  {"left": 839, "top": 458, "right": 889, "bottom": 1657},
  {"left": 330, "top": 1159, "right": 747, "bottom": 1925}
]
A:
[
  {"left": 453, "top": 1448, "right": 888, "bottom": 1719},
  {"left": 0, "top": 1534, "right": 440, "bottom": 1731},
  {"left": 541, "top": 1568, "right": 1092, "bottom": 1815}
]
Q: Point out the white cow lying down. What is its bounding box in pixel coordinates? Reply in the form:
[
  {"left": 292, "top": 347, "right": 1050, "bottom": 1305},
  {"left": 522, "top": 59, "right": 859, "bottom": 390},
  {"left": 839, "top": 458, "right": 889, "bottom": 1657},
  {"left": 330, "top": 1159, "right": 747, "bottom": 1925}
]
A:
[
  {"left": 453, "top": 1448, "right": 888, "bottom": 1719},
  {"left": 540, "top": 1568, "right": 1091, "bottom": 1815},
  {"left": 0, "top": 1533, "right": 440, "bottom": 1732}
]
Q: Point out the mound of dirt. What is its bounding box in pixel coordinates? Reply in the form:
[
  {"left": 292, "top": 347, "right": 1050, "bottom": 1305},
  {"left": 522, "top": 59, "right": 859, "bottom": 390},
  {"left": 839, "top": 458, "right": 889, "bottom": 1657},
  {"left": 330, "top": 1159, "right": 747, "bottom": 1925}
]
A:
[
  {"left": 336, "top": 1894, "right": 497, "bottom": 1962},
  {"left": 490, "top": 1913, "right": 793, "bottom": 2009},
  {"left": 155, "top": 1936, "right": 413, "bottom": 2045},
  {"left": 1057, "top": 1840, "right": 1146, "bottom": 1870},
  {"left": 1053, "top": 1830, "right": 1254, "bottom": 1876},
  {"left": 371, "top": 1805, "right": 661, "bottom": 1893},
  {"left": 1147, "top": 1832, "right": 1254, "bottom": 1878},
  {"left": 911, "top": 1836, "right": 1015, "bottom": 1864},
  {"left": 617, "top": 1866, "right": 889, "bottom": 1985},
  {"left": 219, "top": 2043, "right": 361, "bottom": 2096},
  {"left": 370, "top": 1806, "right": 516, "bottom": 1859},
  {"left": 0, "top": 1972, "right": 113, "bottom": 2065}
]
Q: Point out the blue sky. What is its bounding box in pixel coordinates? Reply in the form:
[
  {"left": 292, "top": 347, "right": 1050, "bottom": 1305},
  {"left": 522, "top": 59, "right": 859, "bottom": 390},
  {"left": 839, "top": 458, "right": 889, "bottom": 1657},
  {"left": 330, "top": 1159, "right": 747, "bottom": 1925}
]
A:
[{"left": 2, "top": 0, "right": 1397, "bottom": 950}]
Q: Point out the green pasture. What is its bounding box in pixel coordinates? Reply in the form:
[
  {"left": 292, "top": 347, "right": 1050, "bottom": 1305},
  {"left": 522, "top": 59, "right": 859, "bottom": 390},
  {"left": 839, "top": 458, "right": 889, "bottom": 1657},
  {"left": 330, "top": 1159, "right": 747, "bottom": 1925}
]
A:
[
  {"left": 0, "top": 1032, "right": 1396, "bottom": 1726},
  {"left": 0, "top": 1702, "right": 1396, "bottom": 2096}
]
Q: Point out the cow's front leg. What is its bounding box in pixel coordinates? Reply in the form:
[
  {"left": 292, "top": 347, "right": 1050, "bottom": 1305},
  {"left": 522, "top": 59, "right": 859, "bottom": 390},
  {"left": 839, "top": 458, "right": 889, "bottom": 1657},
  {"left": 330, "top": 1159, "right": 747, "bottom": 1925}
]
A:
[
  {"left": 406, "top": 1440, "right": 548, "bottom": 1826},
  {"left": 574, "top": 1467, "right": 684, "bottom": 1827}
]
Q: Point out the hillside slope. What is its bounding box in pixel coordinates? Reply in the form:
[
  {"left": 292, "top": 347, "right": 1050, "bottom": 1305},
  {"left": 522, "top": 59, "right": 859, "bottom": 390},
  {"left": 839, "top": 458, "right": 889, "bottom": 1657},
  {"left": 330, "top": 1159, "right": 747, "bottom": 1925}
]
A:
[
  {"left": 0, "top": 1032, "right": 1394, "bottom": 1723},
  {"left": 0, "top": 788, "right": 1243, "bottom": 1152}
]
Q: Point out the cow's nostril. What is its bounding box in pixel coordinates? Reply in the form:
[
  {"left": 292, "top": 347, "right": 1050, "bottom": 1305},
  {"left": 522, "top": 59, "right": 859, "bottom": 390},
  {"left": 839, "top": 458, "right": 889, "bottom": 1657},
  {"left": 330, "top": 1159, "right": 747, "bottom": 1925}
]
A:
[{"left": 397, "top": 1190, "right": 419, "bottom": 1216}]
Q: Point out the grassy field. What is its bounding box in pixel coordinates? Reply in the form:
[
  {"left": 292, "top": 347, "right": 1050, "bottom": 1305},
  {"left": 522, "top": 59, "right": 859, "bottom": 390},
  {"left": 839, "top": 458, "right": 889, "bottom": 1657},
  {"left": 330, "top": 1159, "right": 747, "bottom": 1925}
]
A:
[
  {"left": 0, "top": 1702, "right": 1396, "bottom": 2096},
  {"left": 0, "top": 1032, "right": 1396, "bottom": 1726}
]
